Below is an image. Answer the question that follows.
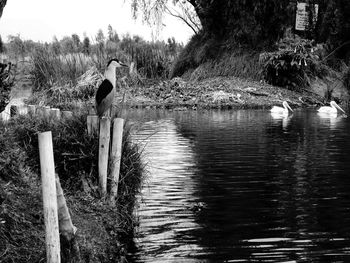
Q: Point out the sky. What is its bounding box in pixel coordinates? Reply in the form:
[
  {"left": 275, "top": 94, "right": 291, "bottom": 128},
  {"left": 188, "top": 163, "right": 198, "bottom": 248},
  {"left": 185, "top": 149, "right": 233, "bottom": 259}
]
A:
[{"left": 0, "top": 0, "right": 194, "bottom": 44}]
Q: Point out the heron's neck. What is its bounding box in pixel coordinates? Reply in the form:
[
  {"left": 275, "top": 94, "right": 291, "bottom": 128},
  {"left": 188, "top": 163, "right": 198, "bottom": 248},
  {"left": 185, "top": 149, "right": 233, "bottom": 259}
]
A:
[{"left": 104, "top": 66, "right": 116, "bottom": 87}]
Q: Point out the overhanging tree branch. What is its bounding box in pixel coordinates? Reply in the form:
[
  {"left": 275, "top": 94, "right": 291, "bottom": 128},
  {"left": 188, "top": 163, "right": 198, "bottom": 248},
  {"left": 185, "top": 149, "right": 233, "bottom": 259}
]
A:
[{"left": 165, "top": 5, "right": 200, "bottom": 34}]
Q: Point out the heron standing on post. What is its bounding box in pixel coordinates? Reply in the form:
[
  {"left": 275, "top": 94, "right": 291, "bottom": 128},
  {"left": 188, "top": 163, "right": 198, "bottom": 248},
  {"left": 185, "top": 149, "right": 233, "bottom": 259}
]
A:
[{"left": 95, "top": 58, "right": 128, "bottom": 118}]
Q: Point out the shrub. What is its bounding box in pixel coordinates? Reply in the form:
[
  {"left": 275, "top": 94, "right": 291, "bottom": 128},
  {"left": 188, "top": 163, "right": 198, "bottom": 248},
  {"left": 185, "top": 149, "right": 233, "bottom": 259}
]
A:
[{"left": 260, "top": 37, "right": 327, "bottom": 89}]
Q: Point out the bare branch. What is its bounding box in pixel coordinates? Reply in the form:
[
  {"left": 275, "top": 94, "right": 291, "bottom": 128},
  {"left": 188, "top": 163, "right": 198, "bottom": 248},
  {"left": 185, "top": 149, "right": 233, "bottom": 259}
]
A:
[{"left": 165, "top": 5, "right": 199, "bottom": 34}]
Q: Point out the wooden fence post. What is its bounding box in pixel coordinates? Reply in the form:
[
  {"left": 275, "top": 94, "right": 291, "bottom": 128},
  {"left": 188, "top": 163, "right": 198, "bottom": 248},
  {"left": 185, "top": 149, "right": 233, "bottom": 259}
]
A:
[
  {"left": 55, "top": 174, "right": 77, "bottom": 241},
  {"left": 61, "top": 111, "right": 73, "bottom": 119},
  {"left": 109, "top": 118, "right": 124, "bottom": 205},
  {"left": 28, "top": 105, "right": 37, "bottom": 116},
  {"left": 19, "top": 105, "right": 28, "bottom": 115},
  {"left": 88, "top": 104, "right": 96, "bottom": 115},
  {"left": 38, "top": 131, "right": 61, "bottom": 263},
  {"left": 43, "top": 106, "right": 51, "bottom": 120},
  {"left": 50, "top": 108, "right": 61, "bottom": 120},
  {"left": 10, "top": 105, "right": 18, "bottom": 117},
  {"left": 36, "top": 106, "right": 42, "bottom": 118},
  {"left": 98, "top": 117, "right": 111, "bottom": 197},
  {"left": 87, "top": 115, "right": 99, "bottom": 136}
]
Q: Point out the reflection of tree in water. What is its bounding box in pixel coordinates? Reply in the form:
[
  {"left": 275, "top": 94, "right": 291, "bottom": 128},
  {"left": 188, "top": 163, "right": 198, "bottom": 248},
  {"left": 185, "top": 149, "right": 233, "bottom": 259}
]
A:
[{"left": 174, "top": 110, "right": 350, "bottom": 261}]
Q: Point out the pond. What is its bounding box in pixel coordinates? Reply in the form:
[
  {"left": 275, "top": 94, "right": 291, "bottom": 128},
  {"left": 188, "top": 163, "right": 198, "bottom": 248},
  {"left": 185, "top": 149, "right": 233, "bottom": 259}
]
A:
[{"left": 126, "top": 108, "right": 350, "bottom": 263}]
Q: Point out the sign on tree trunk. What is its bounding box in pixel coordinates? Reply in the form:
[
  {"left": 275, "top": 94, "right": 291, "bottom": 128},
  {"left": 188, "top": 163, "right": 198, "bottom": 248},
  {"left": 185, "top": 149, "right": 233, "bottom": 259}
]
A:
[{"left": 295, "top": 2, "right": 319, "bottom": 31}]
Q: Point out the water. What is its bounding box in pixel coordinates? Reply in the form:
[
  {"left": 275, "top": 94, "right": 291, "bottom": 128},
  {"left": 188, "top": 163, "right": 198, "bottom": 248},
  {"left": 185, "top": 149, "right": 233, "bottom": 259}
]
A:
[{"left": 127, "top": 109, "right": 350, "bottom": 263}]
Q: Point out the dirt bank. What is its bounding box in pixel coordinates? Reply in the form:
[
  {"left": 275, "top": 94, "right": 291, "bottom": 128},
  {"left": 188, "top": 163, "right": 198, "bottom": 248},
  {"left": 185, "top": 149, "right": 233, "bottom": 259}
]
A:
[{"left": 119, "top": 76, "right": 327, "bottom": 110}]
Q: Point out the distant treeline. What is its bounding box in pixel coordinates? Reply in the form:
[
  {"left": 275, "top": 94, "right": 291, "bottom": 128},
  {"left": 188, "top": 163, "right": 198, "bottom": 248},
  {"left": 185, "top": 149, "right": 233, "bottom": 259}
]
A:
[{"left": 0, "top": 25, "right": 184, "bottom": 79}]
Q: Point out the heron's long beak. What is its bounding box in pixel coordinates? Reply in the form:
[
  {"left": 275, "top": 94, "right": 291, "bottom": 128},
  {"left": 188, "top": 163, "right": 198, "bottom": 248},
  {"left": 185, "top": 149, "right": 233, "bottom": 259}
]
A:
[{"left": 287, "top": 103, "right": 294, "bottom": 112}]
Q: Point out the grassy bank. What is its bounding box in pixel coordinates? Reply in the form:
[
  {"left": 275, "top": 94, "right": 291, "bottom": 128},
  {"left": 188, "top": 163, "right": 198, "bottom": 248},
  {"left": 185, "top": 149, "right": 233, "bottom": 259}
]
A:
[{"left": 0, "top": 112, "right": 144, "bottom": 262}]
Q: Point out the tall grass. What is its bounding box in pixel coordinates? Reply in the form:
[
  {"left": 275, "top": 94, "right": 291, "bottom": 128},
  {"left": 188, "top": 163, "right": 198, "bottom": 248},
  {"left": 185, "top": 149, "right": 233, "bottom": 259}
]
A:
[
  {"left": 187, "top": 51, "right": 261, "bottom": 81},
  {"left": 30, "top": 47, "right": 95, "bottom": 90},
  {"left": 121, "top": 39, "right": 175, "bottom": 79}
]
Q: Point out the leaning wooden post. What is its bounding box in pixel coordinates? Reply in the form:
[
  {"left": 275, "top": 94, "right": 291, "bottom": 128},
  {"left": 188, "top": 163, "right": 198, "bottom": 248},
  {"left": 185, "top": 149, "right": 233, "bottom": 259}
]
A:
[
  {"left": 98, "top": 117, "right": 111, "bottom": 197},
  {"left": 109, "top": 118, "right": 124, "bottom": 205},
  {"left": 38, "top": 131, "right": 61, "bottom": 263},
  {"left": 55, "top": 174, "right": 77, "bottom": 242}
]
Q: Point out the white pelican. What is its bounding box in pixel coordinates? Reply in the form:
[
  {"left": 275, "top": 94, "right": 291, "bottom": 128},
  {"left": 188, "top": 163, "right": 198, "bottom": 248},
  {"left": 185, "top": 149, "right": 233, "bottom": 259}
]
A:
[
  {"left": 317, "top": 101, "right": 346, "bottom": 115},
  {"left": 270, "top": 101, "right": 293, "bottom": 115}
]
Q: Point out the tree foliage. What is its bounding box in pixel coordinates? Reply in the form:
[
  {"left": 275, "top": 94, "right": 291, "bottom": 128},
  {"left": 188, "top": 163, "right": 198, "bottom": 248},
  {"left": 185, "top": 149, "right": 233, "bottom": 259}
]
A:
[{"left": 129, "top": 0, "right": 350, "bottom": 52}]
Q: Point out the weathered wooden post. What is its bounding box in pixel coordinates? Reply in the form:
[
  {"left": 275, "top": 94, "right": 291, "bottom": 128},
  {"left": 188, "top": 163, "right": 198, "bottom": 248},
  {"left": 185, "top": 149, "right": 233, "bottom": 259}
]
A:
[
  {"left": 0, "top": 108, "right": 10, "bottom": 122},
  {"left": 88, "top": 104, "right": 96, "bottom": 115},
  {"left": 37, "top": 106, "right": 45, "bottom": 118},
  {"left": 98, "top": 117, "right": 111, "bottom": 197},
  {"left": 38, "top": 131, "right": 61, "bottom": 263},
  {"left": 86, "top": 115, "right": 99, "bottom": 136},
  {"left": 110, "top": 118, "right": 124, "bottom": 205},
  {"left": 10, "top": 105, "right": 18, "bottom": 117},
  {"left": 50, "top": 108, "right": 61, "bottom": 120},
  {"left": 18, "top": 105, "right": 28, "bottom": 115},
  {"left": 44, "top": 106, "right": 51, "bottom": 120},
  {"left": 61, "top": 111, "right": 73, "bottom": 119},
  {"left": 55, "top": 174, "right": 77, "bottom": 241},
  {"left": 28, "top": 105, "right": 37, "bottom": 116}
]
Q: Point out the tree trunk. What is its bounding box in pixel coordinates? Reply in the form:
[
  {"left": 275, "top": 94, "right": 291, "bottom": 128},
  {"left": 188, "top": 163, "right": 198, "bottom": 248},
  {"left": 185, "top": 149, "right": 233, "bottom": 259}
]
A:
[{"left": 188, "top": 0, "right": 294, "bottom": 45}]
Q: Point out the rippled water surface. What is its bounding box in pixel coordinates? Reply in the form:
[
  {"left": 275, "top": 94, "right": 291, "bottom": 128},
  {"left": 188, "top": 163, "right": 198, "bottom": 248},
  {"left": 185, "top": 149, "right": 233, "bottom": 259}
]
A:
[{"left": 127, "top": 109, "right": 350, "bottom": 263}]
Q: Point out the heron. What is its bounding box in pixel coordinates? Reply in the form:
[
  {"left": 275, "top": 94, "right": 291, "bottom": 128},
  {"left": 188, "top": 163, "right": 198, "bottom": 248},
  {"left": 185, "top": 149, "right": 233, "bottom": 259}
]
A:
[
  {"left": 95, "top": 58, "right": 128, "bottom": 118},
  {"left": 317, "top": 101, "right": 346, "bottom": 115},
  {"left": 270, "top": 101, "right": 293, "bottom": 115}
]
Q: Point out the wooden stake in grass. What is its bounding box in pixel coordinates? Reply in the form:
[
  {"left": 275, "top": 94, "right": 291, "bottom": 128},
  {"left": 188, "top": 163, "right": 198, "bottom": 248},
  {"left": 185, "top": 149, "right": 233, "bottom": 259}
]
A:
[
  {"left": 98, "top": 117, "right": 111, "bottom": 197},
  {"left": 10, "top": 105, "right": 18, "bottom": 117},
  {"left": 62, "top": 111, "right": 73, "bottom": 119},
  {"left": 18, "top": 105, "right": 28, "bottom": 116},
  {"left": 44, "top": 106, "right": 51, "bottom": 120},
  {"left": 55, "top": 174, "right": 77, "bottom": 242},
  {"left": 87, "top": 115, "right": 99, "bottom": 136},
  {"left": 50, "top": 108, "right": 61, "bottom": 120},
  {"left": 110, "top": 118, "right": 124, "bottom": 205},
  {"left": 28, "top": 105, "right": 37, "bottom": 116},
  {"left": 37, "top": 106, "right": 45, "bottom": 118},
  {"left": 38, "top": 131, "right": 61, "bottom": 263}
]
